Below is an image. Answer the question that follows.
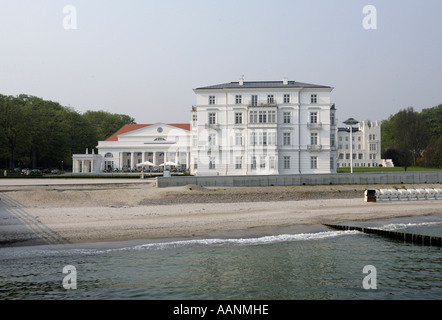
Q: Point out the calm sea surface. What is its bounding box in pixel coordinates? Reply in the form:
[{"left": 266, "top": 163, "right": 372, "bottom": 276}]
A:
[{"left": 1, "top": 215, "right": 441, "bottom": 300}]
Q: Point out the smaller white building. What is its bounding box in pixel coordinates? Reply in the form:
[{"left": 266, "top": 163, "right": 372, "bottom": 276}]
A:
[
  {"left": 337, "top": 120, "right": 393, "bottom": 168},
  {"left": 72, "top": 122, "right": 191, "bottom": 173}
]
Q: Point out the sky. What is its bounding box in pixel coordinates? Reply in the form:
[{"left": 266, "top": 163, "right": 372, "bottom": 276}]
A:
[{"left": 1, "top": 0, "right": 441, "bottom": 126}]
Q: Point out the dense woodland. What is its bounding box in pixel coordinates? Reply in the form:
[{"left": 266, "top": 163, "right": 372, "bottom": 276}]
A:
[
  {"left": 0, "top": 94, "right": 135, "bottom": 170},
  {"left": 0, "top": 94, "right": 441, "bottom": 171},
  {"left": 381, "top": 104, "right": 442, "bottom": 169}
]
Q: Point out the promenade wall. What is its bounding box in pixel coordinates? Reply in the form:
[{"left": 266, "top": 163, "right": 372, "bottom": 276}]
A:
[{"left": 156, "top": 171, "right": 442, "bottom": 188}]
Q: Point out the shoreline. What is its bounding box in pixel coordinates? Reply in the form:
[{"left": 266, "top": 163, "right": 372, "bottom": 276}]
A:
[{"left": 1, "top": 182, "right": 441, "bottom": 247}]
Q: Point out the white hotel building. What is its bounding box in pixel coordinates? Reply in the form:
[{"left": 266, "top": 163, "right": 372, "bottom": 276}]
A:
[
  {"left": 337, "top": 120, "right": 394, "bottom": 168},
  {"left": 190, "top": 78, "right": 337, "bottom": 176},
  {"left": 73, "top": 78, "right": 339, "bottom": 176}
]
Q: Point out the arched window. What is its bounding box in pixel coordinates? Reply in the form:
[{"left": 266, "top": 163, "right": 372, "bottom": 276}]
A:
[
  {"left": 105, "top": 152, "right": 113, "bottom": 158},
  {"left": 154, "top": 137, "right": 166, "bottom": 141}
]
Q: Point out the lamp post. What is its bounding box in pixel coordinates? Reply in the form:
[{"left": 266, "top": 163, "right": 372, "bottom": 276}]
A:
[{"left": 343, "top": 118, "right": 359, "bottom": 174}]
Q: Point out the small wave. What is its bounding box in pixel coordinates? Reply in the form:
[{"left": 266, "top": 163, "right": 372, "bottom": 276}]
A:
[
  {"left": 380, "top": 221, "right": 442, "bottom": 231},
  {"left": 129, "top": 230, "right": 360, "bottom": 251},
  {"left": 0, "top": 230, "right": 360, "bottom": 259}
]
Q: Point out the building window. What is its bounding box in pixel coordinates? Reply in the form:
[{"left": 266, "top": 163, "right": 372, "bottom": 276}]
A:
[
  {"left": 249, "top": 110, "right": 257, "bottom": 123},
  {"left": 235, "top": 157, "right": 242, "bottom": 169},
  {"left": 330, "top": 134, "right": 335, "bottom": 147},
  {"left": 311, "top": 156, "right": 317, "bottom": 169},
  {"left": 258, "top": 132, "right": 267, "bottom": 145},
  {"left": 370, "top": 143, "right": 377, "bottom": 151},
  {"left": 268, "top": 110, "right": 276, "bottom": 123},
  {"left": 283, "top": 112, "right": 291, "bottom": 124},
  {"left": 235, "top": 95, "right": 242, "bottom": 104},
  {"left": 235, "top": 112, "right": 243, "bottom": 124},
  {"left": 310, "top": 112, "right": 318, "bottom": 124},
  {"left": 283, "top": 156, "right": 290, "bottom": 169},
  {"left": 311, "top": 94, "right": 317, "bottom": 104},
  {"left": 330, "top": 157, "right": 334, "bottom": 170},
  {"left": 209, "top": 157, "right": 215, "bottom": 169},
  {"left": 235, "top": 132, "right": 243, "bottom": 146},
  {"left": 208, "top": 133, "right": 216, "bottom": 146},
  {"left": 208, "top": 112, "right": 216, "bottom": 124},
  {"left": 105, "top": 152, "right": 113, "bottom": 158},
  {"left": 267, "top": 95, "right": 274, "bottom": 104},
  {"left": 209, "top": 96, "right": 216, "bottom": 105},
  {"left": 251, "top": 95, "right": 258, "bottom": 106},
  {"left": 192, "top": 114, "right": 197, "bottom": 127},
  {"left": 250, "top": 132, "right": 257, "bottom": 145},
  {"left": 251, "top": 156, "right": 257, "bottom": 170},
  {"left": 260, "top": 156, "right": 266, "bottom": 169},
  {"left": 268, "top": 132, "right": 276, "bottom": 145},
  {"left": 310, "top": 132, "right": 318, "bottom": 145},
  {"left": 258, "top": 110, "right": 267, "bottom": 123},
  {"left": 283, "top": 94, "right": 290, "bottom": 104},
  {"left": 269, "top": 156, "right": 275, "bottom": 169},
  {"left": 330, "top": 112, "right": 335, "bottom": 126},
  {"left": 359, "top": 154, "right": 363, "bottom": 160},
  {"left": 283, "top": 132, "right": 291, "bottom": 145}
]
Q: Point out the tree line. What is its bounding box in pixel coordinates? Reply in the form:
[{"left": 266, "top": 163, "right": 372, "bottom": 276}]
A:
[
  {"left": 381, "top": 104, "right": 442, "bottom": 169},
  {"left": 0, "top": 94, "right": 135, "bottom": 170}
]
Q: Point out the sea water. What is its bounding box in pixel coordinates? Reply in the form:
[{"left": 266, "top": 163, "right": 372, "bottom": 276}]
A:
[{"left": 1, "top": 215, "right": 441, "bottom": 300}]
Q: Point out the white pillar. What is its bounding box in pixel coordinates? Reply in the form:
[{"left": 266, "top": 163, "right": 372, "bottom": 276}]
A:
[
  {"left": 130, "top": 152, "right": 134, "bottom": 170},
  {"left": 350, "top": 126, "right": 353, "bottom": 174},
  {"left": 153, "top": 152, "right": 157, "bottom": 166},
  {"left": 119, "top": 152, "right": 123, "bottom": 170},
  {"left": 81, "top": 160, "right": 85, "bottom": 173},
  {"left": 142, "top": 151, "right": 146, "bottom": 164}
]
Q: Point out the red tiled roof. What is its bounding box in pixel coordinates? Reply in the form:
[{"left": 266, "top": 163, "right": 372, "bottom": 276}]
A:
[{"left": 105, "top": 123, "right": 191, "bottom": 141}]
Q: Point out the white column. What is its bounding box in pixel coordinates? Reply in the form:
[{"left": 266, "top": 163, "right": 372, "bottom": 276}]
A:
[
  {"left": 142, "top": 151, "right": 146, "bottom": 164},
  {"left": 81, "top": 160, "right": 85, "bottom": 173},
  {"left": 153, "top": 152, "right": 157, "bottom": 166},
  {"left": 350, "top": 127, "right": 354, "bottom": 174},
  {"left": 187, "top": 152, "right": 190, "bottom": 170},
  {"left": 130, "top": 152, "right": 134, "bottom": 170},
  {"left": 91, "top": 159, "right": 94, "bottom": 173}
]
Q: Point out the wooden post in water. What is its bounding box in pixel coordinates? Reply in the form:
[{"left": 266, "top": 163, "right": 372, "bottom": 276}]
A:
[{"left": 323, "top": 224, "right": 442, "bottom": 247}]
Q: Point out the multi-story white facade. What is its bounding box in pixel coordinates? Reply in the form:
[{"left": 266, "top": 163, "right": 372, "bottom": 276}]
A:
[
  {"left": 190, "top": 78, "right": 337, "bottom": 176},
  {"left": 337, "top": 120, "right": 393, "bottom": 168}
]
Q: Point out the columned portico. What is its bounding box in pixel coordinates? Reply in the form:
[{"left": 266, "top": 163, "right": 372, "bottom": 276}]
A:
[{"left": 82, "top": 123, "right": 192, "bottom": 173}]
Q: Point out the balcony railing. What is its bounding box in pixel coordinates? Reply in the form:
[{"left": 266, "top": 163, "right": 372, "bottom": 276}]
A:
[
  {"left": 248, "top": 99, "right": 278, "bottom": 107},
  {"left": 205, "top": 123, "right": 220, "bottom": 130},
  {"left": 307, "top": 122, "right": 322, "bottom": 130},
  {"left": 307, "top": 144, "right": 323, "bottom": 151}
]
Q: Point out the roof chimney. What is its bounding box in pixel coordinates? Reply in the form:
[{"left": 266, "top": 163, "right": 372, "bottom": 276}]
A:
[
  {"left": 283, "top": 77, "right": 288, "bottom": 85},
  {"left": 239, "top": 75, "right": 244, "bottom": 86}
]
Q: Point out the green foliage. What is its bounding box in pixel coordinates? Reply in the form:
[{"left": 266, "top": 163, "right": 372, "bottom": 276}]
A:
[
  {"left": 381, "top": 104, "right": 440, "bottom": 169},
  {"left": 0, "top": 94, "right": 136, "bottom": 169}
]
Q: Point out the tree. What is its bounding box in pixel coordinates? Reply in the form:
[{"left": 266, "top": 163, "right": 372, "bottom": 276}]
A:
[
  {"left": 82, "top": 110, "right": 136, "bottom": 142},
  {"left": 392, "top": 107, "right": 430, "bottom": 168}
]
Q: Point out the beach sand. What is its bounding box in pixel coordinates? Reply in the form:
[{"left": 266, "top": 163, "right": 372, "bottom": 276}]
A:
[{"left": 1, "top": 180, "right": 441, "bottom": 246}]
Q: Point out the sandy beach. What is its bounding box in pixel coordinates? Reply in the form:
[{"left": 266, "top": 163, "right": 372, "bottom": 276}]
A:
[{"left": 1, "top": 179, "right": 441, "bottom": 246}]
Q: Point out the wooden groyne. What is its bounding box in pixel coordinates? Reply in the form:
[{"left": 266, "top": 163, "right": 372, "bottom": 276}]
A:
[{"left": 324, "top": 224, "right": 442, "bottom": 247}]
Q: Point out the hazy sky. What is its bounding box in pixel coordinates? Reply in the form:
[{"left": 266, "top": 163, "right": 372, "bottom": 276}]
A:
[{"left": 1, "top": 0, "right": 441, "bottom": 126}]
